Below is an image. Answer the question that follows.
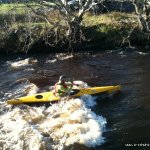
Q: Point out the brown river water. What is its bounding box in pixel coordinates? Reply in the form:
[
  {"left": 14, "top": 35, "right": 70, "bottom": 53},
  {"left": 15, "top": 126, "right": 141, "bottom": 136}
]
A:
[{"left": 0, "top": 51, "right": 150, "bottom": 150}]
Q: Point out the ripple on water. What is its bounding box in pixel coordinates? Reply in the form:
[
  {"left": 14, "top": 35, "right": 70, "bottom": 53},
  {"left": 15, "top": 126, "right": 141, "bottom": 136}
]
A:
[{"left": 2, "top": 78, "right": 39, "bottom": 102}]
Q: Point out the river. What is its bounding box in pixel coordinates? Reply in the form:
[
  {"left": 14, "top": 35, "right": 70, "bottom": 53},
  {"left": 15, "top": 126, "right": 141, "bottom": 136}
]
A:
[{"left": 0, "top": 50, "right": 150, "bottom": 150}]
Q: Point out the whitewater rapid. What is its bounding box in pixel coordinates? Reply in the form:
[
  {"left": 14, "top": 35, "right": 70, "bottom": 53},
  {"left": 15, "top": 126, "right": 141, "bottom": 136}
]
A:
[
  {"left": 0, "top": 57, "right": 107, "bottom": 150},
  {"left": 0, "top": 96, "right": 106, "bottom": 150}
]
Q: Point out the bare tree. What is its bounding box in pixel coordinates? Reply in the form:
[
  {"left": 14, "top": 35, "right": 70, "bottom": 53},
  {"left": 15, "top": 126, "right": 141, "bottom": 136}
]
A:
[
  {"left": 131, "top": 0, "right": 150, "bottom": 32},
  {"left": 23, "top": 0, "right": 103, "bottom": 50}
]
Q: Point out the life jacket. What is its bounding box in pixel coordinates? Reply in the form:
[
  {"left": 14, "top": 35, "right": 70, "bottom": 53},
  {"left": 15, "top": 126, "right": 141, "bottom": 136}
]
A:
[{"left": 54, "top": 82, "right": 68, "bottom": 96}]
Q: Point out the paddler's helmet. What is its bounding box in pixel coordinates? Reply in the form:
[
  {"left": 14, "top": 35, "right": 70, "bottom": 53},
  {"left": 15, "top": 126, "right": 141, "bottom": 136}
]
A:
[{"left": 59, "top": 75, "right": 66, "bottom": 81}]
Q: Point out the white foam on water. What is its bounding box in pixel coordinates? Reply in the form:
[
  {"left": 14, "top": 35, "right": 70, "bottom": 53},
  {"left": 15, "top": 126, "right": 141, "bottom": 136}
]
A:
[
  {"left": 46, "top": 53, "right": 73, "bottom": 63},
  {"left": 73, "top": 81, "right": 97, "bottom": 107},
  {"left": 0, "top": 97, "right": 106, "bottom": 150},
  {"left": 46, "top": 59, "right": 57, "bottom": 63},
  {"left": 8, "top": 58, "right": 38, "bottom": 69},
  {"left": 0, "top": 106, "right": 46, "bottom": 150},
  {"left": 56, "top": 53, "right": 73, "bottom": 60},
  {"left": 81, "top": 95, "right": 97, "bottom": 107},
  {"left": 135, "top": 51, "right": 149, "bottom": 56}
]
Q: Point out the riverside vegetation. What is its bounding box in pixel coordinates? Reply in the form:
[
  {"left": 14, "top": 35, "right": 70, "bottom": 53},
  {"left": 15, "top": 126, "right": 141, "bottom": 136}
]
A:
[{"left": 0, "top": 3, "right": 149, "bottom": 54}]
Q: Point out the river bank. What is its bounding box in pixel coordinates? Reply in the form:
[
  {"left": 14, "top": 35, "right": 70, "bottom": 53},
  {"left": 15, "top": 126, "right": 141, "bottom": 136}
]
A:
[{"left": 0, "top": 4, "right": 149, "bottom": 54}]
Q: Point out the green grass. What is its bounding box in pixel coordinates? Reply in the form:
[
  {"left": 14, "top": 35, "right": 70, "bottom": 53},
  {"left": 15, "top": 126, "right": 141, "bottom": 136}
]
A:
[
  {"left": 0, "top": 3, "right": 26, "bottom": 14},
  {"left": 0, "top": 3, "right": 59, "bottom": 25},
  {"left": 0, "top": 2, "right": 56, "bottom": 14},
  {"left": 0, "top": 3, "right": 46, "bottom": 15},
  {"left": 83, "top": 12, "right": 138, "bottom": 28},
  {"left": 0, "top": 3, "right": 138, "bottom": 29}
]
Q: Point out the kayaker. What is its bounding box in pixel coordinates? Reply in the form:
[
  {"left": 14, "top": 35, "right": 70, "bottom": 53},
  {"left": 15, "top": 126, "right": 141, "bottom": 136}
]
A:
[{"left": 54, "top": 75, "right": 73, "bottom": 97}]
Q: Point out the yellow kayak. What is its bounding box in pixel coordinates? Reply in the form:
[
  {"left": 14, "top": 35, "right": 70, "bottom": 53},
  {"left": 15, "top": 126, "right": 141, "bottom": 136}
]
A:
[{"left": 7, "top": 85, "right": 121, "bottom": 105}]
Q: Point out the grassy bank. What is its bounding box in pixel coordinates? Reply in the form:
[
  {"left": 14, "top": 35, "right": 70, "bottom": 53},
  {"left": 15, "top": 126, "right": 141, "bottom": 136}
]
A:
[
  {"left": 0, "top": 3, "right": 148, "bottom": 53},
  {"left": 83, "top": 12, "right": 147, "bottom": 50}
]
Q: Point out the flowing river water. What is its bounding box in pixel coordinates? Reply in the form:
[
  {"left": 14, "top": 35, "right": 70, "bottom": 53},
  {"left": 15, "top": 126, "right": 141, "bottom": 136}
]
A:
[{"left": 0, "top": 50, "right": 150, "bottom": 150}]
